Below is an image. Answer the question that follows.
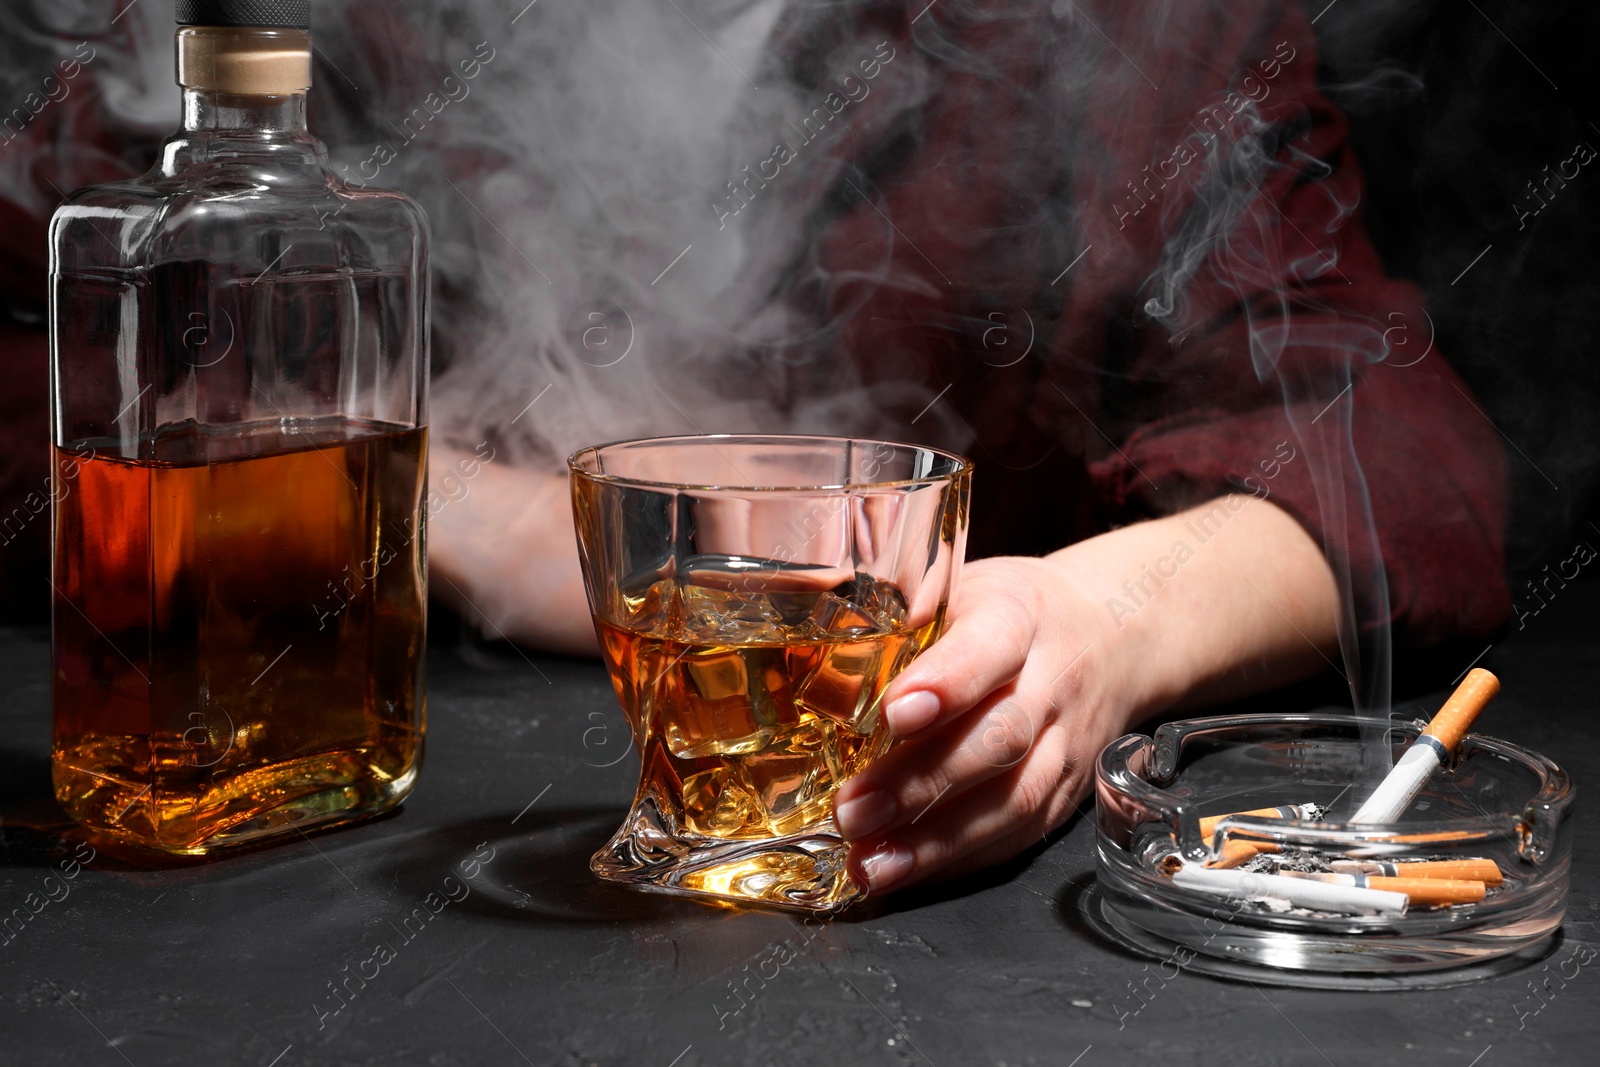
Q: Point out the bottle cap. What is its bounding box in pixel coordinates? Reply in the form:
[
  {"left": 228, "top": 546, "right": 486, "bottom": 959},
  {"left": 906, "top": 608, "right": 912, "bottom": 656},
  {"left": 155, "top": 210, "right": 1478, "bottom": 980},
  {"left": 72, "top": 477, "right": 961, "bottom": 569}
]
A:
[
  {"left": 177, "top": 20, "right": 313, "bottom": 93},
  {"left": 176, "top": 1, "right": 311, "bottom": 29}
]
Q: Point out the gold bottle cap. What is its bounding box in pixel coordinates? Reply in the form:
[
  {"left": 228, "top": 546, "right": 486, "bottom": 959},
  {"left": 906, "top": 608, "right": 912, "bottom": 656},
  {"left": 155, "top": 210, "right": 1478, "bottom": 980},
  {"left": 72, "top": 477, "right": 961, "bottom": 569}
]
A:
[{"left": 176, "top": 26, "right": 312, "bottom": 94}]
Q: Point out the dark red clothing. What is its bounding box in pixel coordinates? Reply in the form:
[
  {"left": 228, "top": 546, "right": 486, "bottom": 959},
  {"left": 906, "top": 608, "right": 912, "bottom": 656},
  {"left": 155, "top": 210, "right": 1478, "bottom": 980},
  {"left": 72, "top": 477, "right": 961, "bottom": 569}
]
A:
[
  {"left": 791, "top": 0, "right": 1508, "bottom": 646},
  {"left": 0, "top": 1, "right": 1509, "bottom": 646}
]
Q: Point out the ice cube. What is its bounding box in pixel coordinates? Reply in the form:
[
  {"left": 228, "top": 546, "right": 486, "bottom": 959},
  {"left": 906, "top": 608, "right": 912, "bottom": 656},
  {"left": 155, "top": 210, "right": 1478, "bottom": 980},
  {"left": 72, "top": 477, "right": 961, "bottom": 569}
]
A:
[
  {"left": 661, "top": 646, "right": 790, "bottom": 758},
  {"left": 806, "top": 591, "right": 883, "bottom": 637},
  {"left": 736, "top": 720, "right": 845, "bottom": 837},
  {"left": 838, "top": 572, "right": 910, "bottom": 630},
  {"left": 620, "top": 575, "right": 680, "bottom": 632},
  {"left": 681, "top": 764, "right": 766, "bottom": 838},
  {"left": 793, "top": 636, "right": 887, "bottom": 732},
  {"left": 765, "top": 590, "right": 825, "bottom": 629},
  {"left": 678, "top": 582, "right": 786, "bottom": 644},
  {"left": 682, "top": 554, "right": 847, "bottom": 629},
  {"left": 802, "top": 573, "right": 911, "bottom": 638},
  {"left": 835, "top": 718, "right": 893, "bottom": 778}
]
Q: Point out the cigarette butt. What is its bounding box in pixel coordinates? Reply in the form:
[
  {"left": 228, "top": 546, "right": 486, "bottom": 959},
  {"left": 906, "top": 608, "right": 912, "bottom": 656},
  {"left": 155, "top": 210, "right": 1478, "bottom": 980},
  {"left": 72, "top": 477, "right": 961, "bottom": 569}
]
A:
[
  {"left": 1198, "top": 803, "right": 1319, "bottom": 839},
  {"left": 1281, "top": 871, "right": 1486, "bottom": 907},
  {"left": 1385, "top": 830, "right": 1492, "bottom": 845},
  {"left": 1198, "top": 803, "right": 1321, "bottom": 867},
  {"left": 1351, "top": 669, "right": 1500, "bottom": 825},
  {"left": 1369, "top": 877, "right": 1485, "bottom": 906},
  {"left": 1170, "top": 864, "right": 1408, "bottom": 916},
  {"left": 1206, "top": 840, "right": 1277, "bottom": 869},
  {"left": 1329, "top": 858, "right": 1503, "bottom": 884}
]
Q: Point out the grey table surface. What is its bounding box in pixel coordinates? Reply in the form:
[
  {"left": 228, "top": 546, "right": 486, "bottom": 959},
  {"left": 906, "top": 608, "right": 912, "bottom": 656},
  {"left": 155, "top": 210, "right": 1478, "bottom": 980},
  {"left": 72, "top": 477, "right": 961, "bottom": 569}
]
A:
[{"left": 2, "top": 588, "right": 1596, "bottom": 1067}]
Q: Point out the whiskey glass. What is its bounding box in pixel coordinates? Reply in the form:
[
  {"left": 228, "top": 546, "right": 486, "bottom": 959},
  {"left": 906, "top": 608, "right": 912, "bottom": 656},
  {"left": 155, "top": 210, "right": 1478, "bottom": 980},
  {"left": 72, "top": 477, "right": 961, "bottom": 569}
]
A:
[{"left": 569, "top": 435, "right": 971, "bottom": 910}]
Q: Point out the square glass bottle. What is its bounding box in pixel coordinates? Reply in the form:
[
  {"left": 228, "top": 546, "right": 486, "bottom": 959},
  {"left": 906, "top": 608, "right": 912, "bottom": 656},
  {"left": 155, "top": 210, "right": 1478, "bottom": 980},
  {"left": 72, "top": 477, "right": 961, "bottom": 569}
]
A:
[{"left": 48, "top": 1, "right": 430, "bottom": 854}]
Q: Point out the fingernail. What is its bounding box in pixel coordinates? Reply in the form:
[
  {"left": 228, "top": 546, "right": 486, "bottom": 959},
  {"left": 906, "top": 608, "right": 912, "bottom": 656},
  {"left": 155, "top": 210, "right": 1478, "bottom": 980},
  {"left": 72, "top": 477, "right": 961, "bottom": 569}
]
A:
[
  {"left": 858, "top": 842, "right": 914, "bottom": 892},
  {"left": 835, "top": 790, "right": 897, "bottom": 840},
  {"left": 885, "top": 690, "right": 940, "bottom": 737}
]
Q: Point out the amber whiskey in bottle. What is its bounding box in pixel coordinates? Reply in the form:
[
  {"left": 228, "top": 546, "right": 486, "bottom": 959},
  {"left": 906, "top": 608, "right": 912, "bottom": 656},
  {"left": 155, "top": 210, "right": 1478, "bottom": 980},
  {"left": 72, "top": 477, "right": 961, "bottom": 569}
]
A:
[{"left": 48, "top": 0, "right": 429, "bottom": 854}]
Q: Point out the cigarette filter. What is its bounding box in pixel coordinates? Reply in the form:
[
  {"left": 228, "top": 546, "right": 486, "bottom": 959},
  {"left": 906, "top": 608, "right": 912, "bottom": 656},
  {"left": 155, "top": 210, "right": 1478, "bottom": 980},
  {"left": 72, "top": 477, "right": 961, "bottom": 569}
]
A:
[
  {"left": 1198, "top": 803, "right": 1322, "bottom": 839},
  {"left": 1350, "top": 669, "right": 1499, "bottom": 825},
  {"left": 1280, "top": 871, "right": 1486, "bottom": 907},
  {"left": 1329, "top": 858, "right": 1503, "bottom": 885},
  {"left": 1207, "top": 840, "right": 1276, "bottom": 869},
  {"left": 1199, "top": 803, "right": 1321, "bottom": 869},
  {"left": 1170, "top": 864, "right": 1408, "bottom": 916}
]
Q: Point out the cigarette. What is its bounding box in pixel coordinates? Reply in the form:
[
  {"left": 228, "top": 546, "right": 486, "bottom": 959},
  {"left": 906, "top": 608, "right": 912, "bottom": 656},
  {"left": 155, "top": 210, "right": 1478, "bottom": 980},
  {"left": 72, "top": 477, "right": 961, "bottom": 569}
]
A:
[
  {"left": 1344, "top": 829, "right": 1494, "bottom": 860},
  {"left": 1350, "top": 668, "right": 1499, "bottom": 824},
  {"left": 1329, "top": 858, "right": 1503, "bottom": 885},
  {"left": 1198, "top": 803, "right": 1322, "bottom": 869},
  {"left": 1207, "top": 840, "right": 1276, "bottom": 869},
  {"left": 1197, "top": 803, "right": 1323, "bottom": 839},
  {"left": 1169, "top": 864, "right": 1408, "bottom": 916},
  {"left": 1279, "top": 871, "right": 1486, "bottom": 907}
]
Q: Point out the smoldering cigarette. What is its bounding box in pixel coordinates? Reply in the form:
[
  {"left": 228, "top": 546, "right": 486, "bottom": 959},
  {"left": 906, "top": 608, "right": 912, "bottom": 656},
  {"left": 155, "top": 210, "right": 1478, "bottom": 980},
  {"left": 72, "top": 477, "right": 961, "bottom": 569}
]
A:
[
  {"left": 1350, "top": 669, "right": 1500, "bottom": 825},
  {"left": 1169, "top": 864, "right": 1408, "bottom": 916},
  {"left": 1329, "top": 858, "right": 1503, "bottom": 885},
  {"left": 1280, "top": 871, "right": 1486, "bottom": 907},
  {"left": 1199, "top": 803, "right": 1323, "bottom": 869}
]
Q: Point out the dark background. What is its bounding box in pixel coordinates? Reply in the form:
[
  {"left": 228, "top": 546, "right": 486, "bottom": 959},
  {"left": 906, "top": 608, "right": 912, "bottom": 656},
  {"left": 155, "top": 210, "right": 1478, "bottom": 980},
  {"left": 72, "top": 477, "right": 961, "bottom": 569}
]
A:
[{"left": 1319, "top": 0, "right": 1600, "bottom": 582}]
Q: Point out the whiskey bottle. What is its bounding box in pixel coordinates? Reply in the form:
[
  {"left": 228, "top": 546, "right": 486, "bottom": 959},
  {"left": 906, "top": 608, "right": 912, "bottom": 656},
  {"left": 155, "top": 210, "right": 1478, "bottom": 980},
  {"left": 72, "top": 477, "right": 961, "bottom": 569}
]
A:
[{"left": 48, "top": 0, "right": 430, "bottom": 854}]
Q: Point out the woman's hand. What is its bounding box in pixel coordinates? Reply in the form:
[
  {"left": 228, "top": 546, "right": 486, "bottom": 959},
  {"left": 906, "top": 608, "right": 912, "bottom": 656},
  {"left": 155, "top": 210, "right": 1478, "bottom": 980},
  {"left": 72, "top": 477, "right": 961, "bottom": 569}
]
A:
[
  {"left": 831, "top": 554, "right": 1139, "bottom": 893},
  {"left": 832, "top": 495, "right": 1341, "bottom": 895}
]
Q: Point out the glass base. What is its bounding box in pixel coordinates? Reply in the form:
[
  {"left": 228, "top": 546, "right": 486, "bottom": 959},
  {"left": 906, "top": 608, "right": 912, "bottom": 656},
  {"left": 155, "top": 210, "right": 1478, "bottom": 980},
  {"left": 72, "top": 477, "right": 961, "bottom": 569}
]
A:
[{"left": 591, "top": 795, "right": 864, "bottom": 911}]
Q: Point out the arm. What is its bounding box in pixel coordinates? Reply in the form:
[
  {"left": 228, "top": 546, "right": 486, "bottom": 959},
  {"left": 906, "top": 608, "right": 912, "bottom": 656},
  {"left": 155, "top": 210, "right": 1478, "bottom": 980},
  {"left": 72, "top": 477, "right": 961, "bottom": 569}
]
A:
[
  {"left": 426, "top": 446, "right": 597, "bottom": 657},
  {"left": 833, "top": 495, "right": 1338, "bottom": 893}
]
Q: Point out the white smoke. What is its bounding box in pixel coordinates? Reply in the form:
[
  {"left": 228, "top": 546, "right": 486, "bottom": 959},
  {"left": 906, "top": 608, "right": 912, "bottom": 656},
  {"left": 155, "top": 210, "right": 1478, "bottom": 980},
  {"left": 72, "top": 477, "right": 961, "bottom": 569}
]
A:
[{"left": 311, "top": 0, "right": 953, "bottom": 468}]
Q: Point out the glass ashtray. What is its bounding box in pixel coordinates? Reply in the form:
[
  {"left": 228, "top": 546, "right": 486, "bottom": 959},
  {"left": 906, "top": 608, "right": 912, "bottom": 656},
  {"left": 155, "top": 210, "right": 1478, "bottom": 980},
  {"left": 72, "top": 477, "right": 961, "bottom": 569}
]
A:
[{"left": 1083, "top": 712, "right": 1574, "bottom": 989}]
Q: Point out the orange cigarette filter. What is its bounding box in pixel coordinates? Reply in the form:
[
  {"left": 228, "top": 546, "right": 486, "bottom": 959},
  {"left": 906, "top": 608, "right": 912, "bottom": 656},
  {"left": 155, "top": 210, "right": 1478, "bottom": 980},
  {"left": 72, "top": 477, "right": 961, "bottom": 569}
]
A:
[
  {"left": 1289, "top": 872, "right": 1487, "bottom": 907},
  {"left": 1198, "top": 803, "right": 1319, "bottom": 868},
  {"left": 1198, "top": 804, "right": 1316, "bottom": 839},
  {"left": 1387, "top": 829, "right": 1494, "bottom": 845},
  {"left": 1330, "top": 858, "right": 1503, "bottom": 885},
  {"left": 1367, "top": 876, "right": 1486, "bottom": 906},
  {"left": 1363, "top": 883, "right": 1484, "bottom": 908},
  {"left": 1425, "top": 668, "right": 1499, "bottom": 750},
  {"left": 1207, "top": 840, "right": 1277, "bottom": 869},
  {"left": 1350, "top": 669, "right": 1500, "bottom": 825}
]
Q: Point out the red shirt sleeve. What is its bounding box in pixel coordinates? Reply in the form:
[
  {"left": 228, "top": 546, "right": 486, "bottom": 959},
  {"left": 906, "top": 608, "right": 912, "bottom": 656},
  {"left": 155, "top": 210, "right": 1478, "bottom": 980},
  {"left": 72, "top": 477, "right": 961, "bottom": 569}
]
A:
[{"left": 1086, "top": 2, "right": 1510, "bottom": 647}]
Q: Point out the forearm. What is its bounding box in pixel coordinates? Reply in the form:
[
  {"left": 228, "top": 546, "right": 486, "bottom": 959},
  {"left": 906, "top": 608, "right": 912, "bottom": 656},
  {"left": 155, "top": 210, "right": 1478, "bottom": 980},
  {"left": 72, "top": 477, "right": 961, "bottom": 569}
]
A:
[
  {"left": 426, "top": 449, "right": 598, "bottom": 656},
  {"left": 1045, "top": 494, "right": 1341, "bottom": 719}
]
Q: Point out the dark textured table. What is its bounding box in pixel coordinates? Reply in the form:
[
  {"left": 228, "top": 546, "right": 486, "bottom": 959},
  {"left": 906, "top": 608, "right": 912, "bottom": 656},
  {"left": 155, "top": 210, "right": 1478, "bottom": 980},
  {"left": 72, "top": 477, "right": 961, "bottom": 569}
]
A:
[{"left": 3, "top": 585, "right": 1596, "bottom": 1067}]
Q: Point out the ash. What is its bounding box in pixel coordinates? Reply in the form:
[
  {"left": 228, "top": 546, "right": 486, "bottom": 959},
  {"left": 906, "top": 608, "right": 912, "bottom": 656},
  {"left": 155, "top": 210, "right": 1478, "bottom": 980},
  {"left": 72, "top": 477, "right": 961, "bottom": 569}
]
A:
[{"left": 1241, "top": 849, "right": 1332, "bottom": 874}]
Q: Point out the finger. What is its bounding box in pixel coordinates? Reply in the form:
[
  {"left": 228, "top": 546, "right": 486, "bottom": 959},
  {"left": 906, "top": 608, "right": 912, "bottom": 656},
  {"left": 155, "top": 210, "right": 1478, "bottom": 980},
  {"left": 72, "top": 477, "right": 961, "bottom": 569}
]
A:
[
  {"left": 847, "top": 722, "right": 1080, "bottom": 894},
  {"left": 918, "top": 761, "right": 1093, "bottom": 888},
  {"left": 834, "top": 679, "right": 1041, "bottom": 842},
  {"left": 880, "top": 574, "right": 1039, "bottom": 737}
]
